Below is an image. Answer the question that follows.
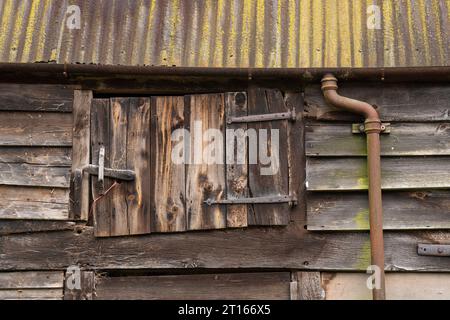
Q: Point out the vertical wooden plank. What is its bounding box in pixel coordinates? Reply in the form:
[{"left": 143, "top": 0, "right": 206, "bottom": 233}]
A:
[
  {"left": 64, "top": 271, "right": 95, "bottom": 300},
  {"left": 247, "top": 88, "right": 289, "bottom": 225},
  {"left": 109, "top": 98, "right": 129, "bottom": 236},
  {"left": 294, "top": 272, "right": 324, "bottom": 300},
  {"left": 225, "top": 92, "right": 248, "bottom": 228},
  {"left": 126, "top": 98, "right": 151, "bottom": 235},
  {"left": 151, "top": 96, "right": 186, "bottom": 232},
  {"left": 91, "top": 99, "right": 111, "bottom": 237},
  {"left": 70, "top": 90, "right": 92, "bottom": 220},
  {"left": 186, "top": 94, "right": 226, "bottom": 230}
]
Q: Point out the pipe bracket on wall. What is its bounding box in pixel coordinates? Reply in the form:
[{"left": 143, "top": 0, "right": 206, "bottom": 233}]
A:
[{"left": 352, "top": 123, "right": 391, "bottom": 134}]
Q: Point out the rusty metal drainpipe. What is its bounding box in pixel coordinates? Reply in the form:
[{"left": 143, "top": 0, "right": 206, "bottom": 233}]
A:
[{"left": 321, "top": 74, "right": 386, "bottom": 300}]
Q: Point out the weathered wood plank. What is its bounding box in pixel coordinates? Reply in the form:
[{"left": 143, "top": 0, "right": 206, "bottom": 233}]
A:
[
  {"left": 247, "top": 88, "right": 289, "bottom": 225},
  {"left": 0, "top": 271, "right": 64, "bottom": 288},
  {"left": 151, "top": 96, "right": 186, "bottom": 232},
  {"left": 0, "top": 185, "right": 69, "bottom": 220},
  {"left": 95, "top": 272, "right": 291, "bottom": 300},
  {"left": 0, "top": 289, "right": 63, "bottom": 300},
  {"left": 304, "top": 83, "right": 450, "bottom": 122},
  {"left": 0, "top": 220, "right": 75, "bottom": 235},
  {"left": 307, "top": 191, "right": 450, "bottom": 230},
  {"left": 291, "top": 272, "right": 324, "bottom": 300},
  {"left": 0, "top": 163, "right": 70, "bottom": 187},
  {"left": 306, "top": 157, "right": 450, "bottom": 190},
  {"left": 0, "top": 147, "right": 72, "bottom": 165},
  {"left": 91, "top": 99, "right": 112, "bottom": 237},
  {"left": 126, "top": 98, "right": 151, "bottom": 235},
  {"left": 2, "top": 226, "right": 450, "bottom": 272},
  {"left": 0, "top": 112, "right": 72, "bottom": 146},
  {"left": 322, "top": 273, "right": 450, "bottom": 300},
  {"left": 0, "top": 84, "right": 73, "bottom": 112},
  {"left": 225, "top": 92, "right": 248, "bottom": 228},
  {"left": 64, "top": 271, "right": 95, "bottom": 300},
  {"left": 186, "top": 94, "right": 226, "bottom": 230},
  {"left": 109, "top": 98, "right": 130, "bottom": 236},
  {"left": 70, "top": 90, "right": 92, "bottom": 220},
  {"left": 306, "top": 123, "right": 450, "bottom": 156}
]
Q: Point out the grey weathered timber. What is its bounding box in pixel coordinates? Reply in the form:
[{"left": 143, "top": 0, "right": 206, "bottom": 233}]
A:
[
  {"left": 95, "top": 272, "right": 291, "bottom": 300},
  {"left": 2, "top": 226, "right": 450, "bottom": 272},
  {"left": 225, "top": 92, "right": 248, "bottom": 228},
  {"left": 0, "top": 163, "right": 70, "bottom": 187},
  {"left": 0, "top": 271, "right": 64, "bottom": 299},
  {"left": 306, "top": 157, "right": 450, "bottom": 190},
  {"left": 304, "top": 83, "right": 450, "bottom": 122},
  {"left": 70, "top": 90, "right": 92, "bottom": 220},
  {"left": 291, "top": 272, "right": 324, "bottom": 300},
  {"left": 151, "top": 96, "right": 186, "bottom": 232},
  {"left": 307, "top": 191, "right": 450, "bottom": 231},
  {"left": 0, "top": 147, "right": 72, "bottom": 165},
  {"left": 247, "top": 88, "right": 289, "bottom": 225},
  {"left": 0, "top": 186, "right": 69, "bottom": 220},
  {"left": 0, "top": 112, "right": 72, "bottom": 146},
  {"left": 91, "top": 99, "right": 112, "bottom": 236},
  {"left": 306, "top": 123, "right": 450, "bottom": 156},
  {"left": 0, "top": 84, "right": 73, "bottom": 112},
  {"left": 186, "top": 94, "right": 227, "bottom": 230},
  {"left": 0, "top": 220, "right": 75, "bottom": 236},
  {"left": 64, "top": 271, "right": 95, "bottom": 300}
]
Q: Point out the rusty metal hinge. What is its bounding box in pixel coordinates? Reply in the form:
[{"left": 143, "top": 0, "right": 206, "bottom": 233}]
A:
[
  {"left": 204, "top": 195, "right": 297, "bottom": 207},
  {"left": 352, "top": 123, "right": 391, "bottom": 134},
  {"left": 417, "top": 243, "right": 450, "bottom": 257},
  {"left": 227, "top": 108, "right": 297, "bottom": 124}
]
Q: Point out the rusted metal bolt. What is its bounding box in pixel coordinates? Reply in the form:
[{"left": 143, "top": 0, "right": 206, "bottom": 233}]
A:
[
  {"left": 438, "top": 247, "right": 444, "bottom": 254},
  {"left": 359, "top": 124, "right": 365, "bottom": 132}
]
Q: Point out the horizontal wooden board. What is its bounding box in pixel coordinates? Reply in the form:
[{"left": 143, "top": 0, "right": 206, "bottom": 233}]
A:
[
  {"left": 0, "top": 289, "right": 63, "bottom": 300},
  {"left": 0, "top": 221, "right": 75, "bottom": 236},
  {"left": 304, "top": 83, "right": 450, "bottom": 122},
  {"left": 0, "top": 163, "right": 70, "bottom": 187},
  {"left": 95, "top": 272, "right": 291, "bottom": 300},
  {"left": 0, "top": 147, "right": 72, "bottom": 165},
  {"left": 306, "top": 157, "right": 450, "bottom": 190},
  {"left": 0, "top": 112, "right": 72, "bottom": 146},
  {"left": 307, "top": 191, "right": 450, "bottom": 230},
  {"left": 0, "top": 84, "right": 73, "bottom": 112},
  {"left": 0, "top": 271, "right": 64, "bottom": 289},
  {"left": 2, "top": 226, "right": 450, "bottom": 272},
  {"left": 306, "top": 123, "right": 450, "bottom": 156},
  {"left": 322, "top": 273, "right": 450, "bottom": 300}
]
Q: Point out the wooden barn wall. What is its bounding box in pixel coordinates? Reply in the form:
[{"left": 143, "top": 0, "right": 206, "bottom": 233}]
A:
[{"left": 0, "top": 81, "right": 449, "bottom": 300}]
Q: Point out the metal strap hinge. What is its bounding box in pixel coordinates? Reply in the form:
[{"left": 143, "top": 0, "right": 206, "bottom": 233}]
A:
[
  {"left": 204, "top": 195, "right": 297, "bottom": 207},
  {"left": 417, "top": 243, "right": 450, "bottom": 257},
  {"left": 227, "top": 108, "right": 296, "bottom": 124}
]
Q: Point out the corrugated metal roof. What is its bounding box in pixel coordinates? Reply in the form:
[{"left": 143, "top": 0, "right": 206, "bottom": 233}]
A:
[{"left": 0, "top": 0, "right": 448, "bottom": 68}]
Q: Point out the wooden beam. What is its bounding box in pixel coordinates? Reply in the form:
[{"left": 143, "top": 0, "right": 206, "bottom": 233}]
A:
[
  {"left": 0, "top": 163, "right": 70, "bottom": 187},
  {"left": 0, "top": 271, "right": 64, "bottom": 300},
  {"left": 0, "top": 220, "right": 75, "bottom": 236},
  {"left": 70, "top": 90, "right": 92, "bottom": 220}
]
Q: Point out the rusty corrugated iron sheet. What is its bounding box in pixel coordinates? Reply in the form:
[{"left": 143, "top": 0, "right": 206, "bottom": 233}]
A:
[{"left": 0, "top": 0, "right": 448, "bottom": 68}]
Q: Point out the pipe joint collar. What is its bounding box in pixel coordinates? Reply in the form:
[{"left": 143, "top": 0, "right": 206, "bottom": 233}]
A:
[{"left": 364, "top": 119, "right": 382, "bottom": 134}]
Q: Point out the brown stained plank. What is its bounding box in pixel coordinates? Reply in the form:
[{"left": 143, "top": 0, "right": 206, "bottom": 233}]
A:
[
  {"left": 95, "top": 272, "right": 291, "bottom": 300},
  {"left": 225, "top": 92, "right": 248, "bottom": 228},
  {"left": 304, "top": 83, "right": 450, "bottom": 122},
  {"left": 306, "top": 123, "right": 450, "bottom": 156},
  {"left": 0, "top": 271, "right": 64, "bottom": 289},
  {"left": 186, "top": 94, "right": 226, "bottom": 230},
  {"left": 0, "top": 84, "right": 73, "bottom": 112},
  {"left": 322, "top": 273, "right": 450, "bottom": 300},
  {"left": 247, "top": 88, "right": 289, "bottom": 225},
  {"left": 0, "top": 163, "right": 70, "bottom": 187},
  {"left": 91, "top": 99, "right": 112, "bottom": 237},
  {"left": 0, "top": 220, "right": 75, "bottom": 236},
  {"left": 291, "top": 272, "right": 324, "bottom": 300},
  {"left": 71, "top": 90, "right": 92, "bottom": 220},
  {"left": 109, "top": 98, "right": 129, "bottom": 236},
  {"left": 307, "top": 190, "right": 450, "bottom": 231},
  {"left": 3, "top": 226, "right": 450, "bottom": 272},
  {"left": 0, "top": 147, "right": 72, "bottom": 165},
  {"left": 306, "top": 157, "right": 450, "bottom": 191},
  {"left": 151, "top": 96, "right": 186, "bottom": 232},
  {"left": 0, "top": 112, "right": 72, "bottom": 146},
  {"left": 126, "top": 98, "right": 151, "bottom": 235},
  {"left": 64, "top": 271, "right": 95, "bottom": 300}
]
